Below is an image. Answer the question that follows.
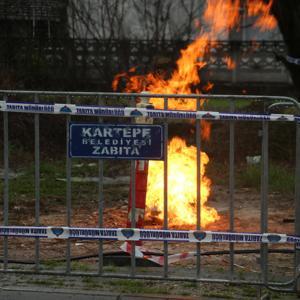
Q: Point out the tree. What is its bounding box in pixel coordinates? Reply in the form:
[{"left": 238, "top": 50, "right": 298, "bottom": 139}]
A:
[{"left": 271, "top": 0, "right": 300, "bottom": 96}]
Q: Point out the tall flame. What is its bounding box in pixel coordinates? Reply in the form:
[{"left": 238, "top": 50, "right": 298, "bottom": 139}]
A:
[
  {"left": 146, "top": 137, "right": 219, "bottom": 227},
  {"left": 247, "top": 0, "right": 276, "bottom": 30},
  {"left": 113, "top": 0, "right": 277, "bottom": 227}
]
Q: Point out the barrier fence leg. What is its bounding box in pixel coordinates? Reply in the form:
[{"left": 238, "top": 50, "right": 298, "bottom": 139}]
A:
[
  {"left": 3, "top": 95, "right": 9, "bottom": 270},
  {"left": 130, "top": 160, "right": 136, "bottom": 276},
  {"left": 295, "top": 122, "right": 300, "bottom": 293},
  {"left": 98, "top": 96, "right": 104, "bottom": 275},
  {"left": 127, "top": 96, "right": 153, "bottom": 246},
  {"left": 34, "top": 93, "right": 40, "bottom": 271},
  {"left": 66, "top": 95, "right": 72, "bottom": 274},
  {"left": 260, "top": 121, "right": 269, "bottom": 285},
  {"left": 196, "top": 99, "right": 201, "bottom": 278}
]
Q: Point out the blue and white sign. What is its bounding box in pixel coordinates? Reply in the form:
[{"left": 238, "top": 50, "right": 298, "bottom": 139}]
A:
[{"left": 69, "top": 123, "right": 164, "bottom": 160}]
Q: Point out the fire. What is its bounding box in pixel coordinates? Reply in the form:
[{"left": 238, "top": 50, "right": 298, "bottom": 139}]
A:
[
  {"left": 112, "top": 0, "right": 277, "bottom": 227},
  {"left": 247, "top": 0, "right": 277, "bottom": 30},
  {"left": 224, "top": 56, "right": 236, "bottom": 70},
  {"left": 145, "top": 137, "right": 219, "bottom": 227},
  {"left": 203, "top": 0, "right": 240, "bottom": 34}
]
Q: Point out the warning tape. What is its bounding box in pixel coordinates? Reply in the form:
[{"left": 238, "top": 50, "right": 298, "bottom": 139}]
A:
[
  {"left": 120, "top": 242, "right": 195, "bottom": 266},
  {"left": 0, "top": 101, "right": 299, "bottom": 122},
  {"left": 0, "top": 226, "right": 300, "bottom": 246}
]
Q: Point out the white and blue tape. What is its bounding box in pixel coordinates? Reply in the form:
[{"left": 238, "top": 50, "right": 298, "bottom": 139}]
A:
[
  {"left": 0, "top": 100, "right": 299, "bottom": 122},
  {"left": 0, "top": 226, "right": 299, "bottom": 246}
]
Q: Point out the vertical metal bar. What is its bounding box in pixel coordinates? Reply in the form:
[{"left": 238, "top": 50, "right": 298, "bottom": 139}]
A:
[
  {"left": 196, "top": 98, "right": 201, "bottom": 278},
  {"left": 130, "top": 96, "right": 136, "bottom": 277},
  {"left": 163, "top": 97, "right": 168, "bottom": 277},
  {"left": 229, "top": 100, "right": 235, "bottom": 279},
  {"left": 3, "top": 94, "right": 9, "bottom": 270},
  {"left": 260, "top": 120, "right": 269, "bottom": 284},
  {"left": 66, "top": 95, "right": 72, "bottom": 274},
  {"left": 295, "top": 121, "right": 300, "bottom": 293},
  {"left": 98, "top": 96, "right": 104, "bottom": 275},
  {"left": 130, "top": 160, "right": 136, "bottom": 277},
  {"left": 34, "top": 93, "right": 40, "bottom": 271}
]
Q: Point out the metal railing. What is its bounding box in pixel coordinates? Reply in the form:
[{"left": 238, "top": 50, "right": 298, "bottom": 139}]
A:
[
  {"left": 0, "top": 39, "right": 290, "bottom": 89},
  {"left": 0, "top": 90, "right": 300, "bottom": 293}
]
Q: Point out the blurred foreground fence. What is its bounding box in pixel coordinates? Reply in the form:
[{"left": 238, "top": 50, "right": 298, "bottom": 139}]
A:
[{"left": 0, "top": 90, "right": 300, "bottom": 294}]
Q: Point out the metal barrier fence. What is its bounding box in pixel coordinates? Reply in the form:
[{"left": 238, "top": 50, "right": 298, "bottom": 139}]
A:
[{"left": 0, "top": 90, "right": 300, "bottom": 293}]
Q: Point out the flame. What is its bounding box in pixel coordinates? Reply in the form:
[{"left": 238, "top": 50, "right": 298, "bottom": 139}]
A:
[
  {"left": 112, "top": 0, "right": 277, "bottom": 227},
  {"left": 145, "top": 137, "right": 219, "bottom": 227},
  {"left": 112, "top": 0, "right": 242, "bottom": 111},
  {"left": 203, "top": 0, "right": 240, "bottom": 34},
  {"left": 224, "top": 56, "right": 236, "bottom": 70},
  {"left": 247, "top": 0, "right": 276, "bottom": 30}
]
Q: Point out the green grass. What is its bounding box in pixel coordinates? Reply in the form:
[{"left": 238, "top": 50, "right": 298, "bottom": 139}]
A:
[
  {"left": 241, "top": 285, "right": 257, "bottom": 297},
  {"left": 42, "top": 260, "right": 64, "bottom": 270},
  {"left": 30, "top": 276, "right": 65, "bottom": 287},
  {"left": 71, "top": 261, "right": 92, "bottom": 272},
  {"left": 0, "top": 159, "right": 112, "bottom": 204},
  {"left": 207, "top": 161, "right": 295, "bottom": 194},
  {"left": 82, "top": 277, "right": 103, "bottom": 289},
  {"left": 107, "top": 279, "right": 171, "bottom": 294},
  {"left": 1, "top": 149, "right": 295, "bottom": 209},
  {"left": 82, "top": 278, "right": 173, "bottom": 294},
  {"left": 103, "top": 265, "right": 118, "bottom": 272},
  {"left": 238, "top": 163, "right": 294, "bottom": 193},
  {"left": 203, "top": 98, "right": 251, "bottom": 111},
  {"left": 2, "top": 160, "right": 66, "bottom": 203}
]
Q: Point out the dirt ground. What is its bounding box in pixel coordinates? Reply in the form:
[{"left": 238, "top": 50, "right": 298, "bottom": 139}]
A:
[{"left": 0, "top": 183, "right": 296, "bottom": 290}]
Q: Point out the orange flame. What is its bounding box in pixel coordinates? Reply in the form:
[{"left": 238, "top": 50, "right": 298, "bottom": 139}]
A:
[
  {"left": 112, "top": 0, "right": 242, "bottom": 111},
  {"left": 203, "top": 0, "right": 241, "bottom": 34},
  {"left": 224, "top": 56, "right": 236, "bottom": 70},
  {"left": 146, "top": 137, "right": 219, "bottom": 227},
  {"left": 247, "top": 0, "right": 276, "bottom": 30},
  {"left": 112, "top": 0, "right": 277, "bottom": 227}
]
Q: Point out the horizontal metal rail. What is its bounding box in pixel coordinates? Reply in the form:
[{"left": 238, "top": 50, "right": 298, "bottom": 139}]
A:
[
  {"left": 0, "top": 100, "right": 299, "bottom": 122},
  {"left": 0, "top": 90, "right": 299, "bottom": 106}
]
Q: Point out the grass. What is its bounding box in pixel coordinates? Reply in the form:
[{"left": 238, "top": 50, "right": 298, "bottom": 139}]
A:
[
  {"left": 30, "top": 276, "right": 65, "bottom": 287},
  {"left": 207, "top": 161, "right": 295, "bottom": 194},
  {"left": 241, "top": 285, "right": 259, "bottom": 297},
  {"left": 203, "top": 98, "right": 251, "bottom": 111},
  {"left": 1, "top": 160, "right": 66, "bottom": 204},
  {"left": 103, "top": 265, "right": 118, "bottom": 272},
  {"left": 71, "top": 261, "right": 93, "bottom": 272},
  {"left": 107, "top": 279, "right": 171, "bottom": 294},
  {"left": 82, "top": 278, "right": 173, "bottom": 294},
  {"left": 0, "top": 158, "right": 121, "bottom": 205},
  {"left": 42, "top": 260, "right": 64, "bottom": 270},
  {"left": 238, "top": 163, "right": 295, "bottom": 194},
  {"left": 82, "top": 277, "right": 103, "bottom": 289},
  {"left": 1, "top": 154, "right": 295, "bottom": 213}
]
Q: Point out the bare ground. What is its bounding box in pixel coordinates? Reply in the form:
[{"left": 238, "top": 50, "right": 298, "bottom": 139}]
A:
[{"left": 0, "top": 184, "right": 296, "bottom": 284}]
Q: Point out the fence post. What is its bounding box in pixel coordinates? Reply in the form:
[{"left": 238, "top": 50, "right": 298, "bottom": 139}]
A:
[
  {"left": 34, "top": 93, "right": 40, "bottom": 271},
  {"left": 163, "top": 97, "right": 169, "bottom": 277},
  {"left": 66, "top": 95, "right": 72, "bottom": 274},
  {"left": 98, "top": 96, "right": 104, "bottom": 275},
  {"left": 260, "top": 120, "right": 269, "bottom": 285},
  {"left": 295, "top": 121, "right": 300, "bottom": 293},
  {"left": 3, "top": 94, "right": 9, "bottom": 270}
]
